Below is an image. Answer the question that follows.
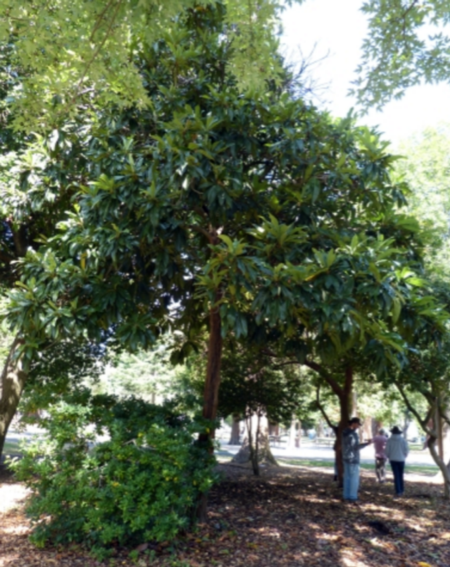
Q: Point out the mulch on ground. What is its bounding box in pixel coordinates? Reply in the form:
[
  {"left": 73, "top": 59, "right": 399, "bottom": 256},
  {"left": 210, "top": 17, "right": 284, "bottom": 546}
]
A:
[{"left": 1, "top": 463, "right": 449, "bottom": 567}]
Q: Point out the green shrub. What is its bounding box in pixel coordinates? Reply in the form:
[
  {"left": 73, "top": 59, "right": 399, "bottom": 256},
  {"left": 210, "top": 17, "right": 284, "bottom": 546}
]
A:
[{"left": 13, "top": 393, "right": 217, "bottom": 558}]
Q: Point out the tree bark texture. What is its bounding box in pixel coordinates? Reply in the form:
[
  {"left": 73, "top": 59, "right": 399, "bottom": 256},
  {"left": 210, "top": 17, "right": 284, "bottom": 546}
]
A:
[
  {"left": 201, "top": 305, "right": 223, "bottom": 433},
  {"left": 0, "top": 337, "right": 27, "bottom": 458}
]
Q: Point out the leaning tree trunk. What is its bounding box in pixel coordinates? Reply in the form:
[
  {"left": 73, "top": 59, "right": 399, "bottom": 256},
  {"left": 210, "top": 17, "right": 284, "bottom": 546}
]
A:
[
  {"left": 0, "top": 336, "right": 27, "bottom": 459},
  {"left": 397, "top": 386, "right": 450, "bottom": 499},
  {"left": 428, "top": 435, "right": 450, "bottom": 498},
  {"left": 428, "top": 403, "right": 450, "bottom": 498}
]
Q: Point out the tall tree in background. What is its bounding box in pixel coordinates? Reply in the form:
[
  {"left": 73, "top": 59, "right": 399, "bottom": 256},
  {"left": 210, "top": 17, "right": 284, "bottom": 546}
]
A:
[
  {"left": 0, "top": 0, "right": 304, "bottom": 130},
  {"left": 395, "top": 123, "right": 450, "bottom": 278},
  {"left": 354, "top": 1, "right": 450, "bottom": 110}
]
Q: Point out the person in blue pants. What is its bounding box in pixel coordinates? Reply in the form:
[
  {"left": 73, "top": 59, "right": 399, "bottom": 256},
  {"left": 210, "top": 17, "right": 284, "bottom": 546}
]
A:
[
  {"left": 385, "top": 426, "right": 409, "bottom": 496},
  {"left": 342, "top": 417, "right": 372, "bottom": 503}
]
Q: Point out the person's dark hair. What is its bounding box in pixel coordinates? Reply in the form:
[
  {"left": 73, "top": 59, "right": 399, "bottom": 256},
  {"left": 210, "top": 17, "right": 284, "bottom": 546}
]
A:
[
  {"left": 390, "top": 426, "right": 402, "bottom": 435},
  {"left": 349, "top": 417, "right": 362, "bottom": 425}
]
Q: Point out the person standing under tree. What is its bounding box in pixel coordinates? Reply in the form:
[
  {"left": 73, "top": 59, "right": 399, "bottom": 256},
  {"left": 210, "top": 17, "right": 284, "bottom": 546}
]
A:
[
  {"left": 385, "top": 426, "right": 409, "bottom": 497},
  {"left": 342, "top": 417, "right": 372, "bottom": 503},
  {"left": 373, "top": 428, "right": 388, "bottom": 483}
]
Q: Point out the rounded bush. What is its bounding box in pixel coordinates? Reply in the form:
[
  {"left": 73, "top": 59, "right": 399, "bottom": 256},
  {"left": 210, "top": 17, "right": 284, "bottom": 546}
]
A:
[{"left": 13, "top": 394, "right": 217, "bottom": 558}]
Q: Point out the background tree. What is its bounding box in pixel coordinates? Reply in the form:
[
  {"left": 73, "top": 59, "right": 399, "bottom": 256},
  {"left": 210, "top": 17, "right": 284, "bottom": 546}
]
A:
[
  {"left": 0, "top": 0, "right": 304, "bottom": 131},
  {"left": 0, "top": 112, "right": 111, "bottom": 457},
  {"left": 92, "top": 335, "right": 184, "bottom": 403},
  {"left": 395, "top": 123, "right": 450, "bottom": 279},
  {"left": 354, "top": 1, "right": 450, "bottom": 110},
  {"left": 394, "top": 335, "right": 450, "bottom": 497},
  {"left": 218, "top": 344, "right": 303, "bottom": 475}
]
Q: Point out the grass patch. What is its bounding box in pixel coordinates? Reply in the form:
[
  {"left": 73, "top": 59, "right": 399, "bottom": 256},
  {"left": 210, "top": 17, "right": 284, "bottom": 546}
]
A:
[
  {"left": 2, "top": 439, "right": 21, "bottom": 456},
  {"left": 278, "top": 457, "right": 437, "bottom": 476}
]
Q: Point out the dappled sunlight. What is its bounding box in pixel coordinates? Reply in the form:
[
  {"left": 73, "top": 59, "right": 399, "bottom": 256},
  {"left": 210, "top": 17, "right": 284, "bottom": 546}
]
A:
[
  {"left": 0, "top": 522, "right": 29, "bottom": 536},
  {"left": 0, "top": 553, "right": 21, "bottom": 567},
  {"left": 0, "top": 484, "right": 30, "bottom": 514},
  {"left": 340, "top": 548, "right": 374, "bottom": 567},
  {"left": 1, "top": 463, "right": 449, "bottom": 566}
]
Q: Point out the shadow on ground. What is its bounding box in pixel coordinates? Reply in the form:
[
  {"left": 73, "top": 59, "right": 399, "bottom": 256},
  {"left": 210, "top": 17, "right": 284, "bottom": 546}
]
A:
[{"left": 0, "top": 463, "right": 449, "bottom": 566}]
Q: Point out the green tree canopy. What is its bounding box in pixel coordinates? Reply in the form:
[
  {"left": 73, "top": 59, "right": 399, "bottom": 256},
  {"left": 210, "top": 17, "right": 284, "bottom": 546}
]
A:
[
  {"left": 3, "top": 5, "right": 448, "bottom": 461},
  {"left": 0, "top": 0, "right": 303, "bottom": 130},
  {"left": 354, "top": 0, "right": 450, "bottom": 110},
  {"left": 395, "top": 123, "right": 450, "bottom": 279}
]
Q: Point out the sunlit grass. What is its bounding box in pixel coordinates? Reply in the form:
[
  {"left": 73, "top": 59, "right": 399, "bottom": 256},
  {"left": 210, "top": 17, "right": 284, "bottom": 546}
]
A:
[{"left": 277, "top": 457, "right": 437, "bottom": 476}]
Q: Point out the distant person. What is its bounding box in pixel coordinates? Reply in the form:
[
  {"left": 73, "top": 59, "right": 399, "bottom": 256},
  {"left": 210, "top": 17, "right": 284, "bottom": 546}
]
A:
[
  {"left": 373, "top": 429, "right": 388, "bottom": 483},
  {"left": 342, "top": 417, "right": 372, "bottom": 503},
  {"left": 385, "top": 426, "right": 409, "bottom": 496}
]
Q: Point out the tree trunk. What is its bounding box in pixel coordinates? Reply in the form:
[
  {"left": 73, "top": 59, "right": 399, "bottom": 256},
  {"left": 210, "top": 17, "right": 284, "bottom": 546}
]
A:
[
  {"left": 396, "top": 386, "right": 450, "bottom": 499},
  {"left": 270, "top": 423, "right": 279, "bottom": 436},
  {"left": 232, "top": 413, "right": 278, "bottom": 474},
  {"left": 351, "top": 389, "right": 358, "bottom": 417},
  {"left": 335, "top": 367, "right": 354, "bottom": 487},
  {"left": 428, "top": 436, "right": 450, "bottom": 498},
  {"left": 304, "top": 361, "right": 354, "bottom": 487},
  {"left": 201, "top": 305, "right": 223, "bottom": 433},
  {"left": 197, "top": 304, "right": 223, "bottom": 521},
  {"left": 228, "top": 414, "right": 241, "bottom": 445},
  {"left": 436, "top": 406, "right": 444, "bottom": 462},
  {"left": 0, "top": 337, "right": 27, "bottom": 459}
]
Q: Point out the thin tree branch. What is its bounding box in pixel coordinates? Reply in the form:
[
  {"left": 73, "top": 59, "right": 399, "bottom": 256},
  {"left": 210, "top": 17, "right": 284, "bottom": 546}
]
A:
[
  {"left": 304, "top": 359, "right": 344, "bottom": 398},
  {"left": 396, "top": 382, "right": 432, "bottom": 435},
  {"left": 315, "top": 383, "right": 337, "bottom": 433}
]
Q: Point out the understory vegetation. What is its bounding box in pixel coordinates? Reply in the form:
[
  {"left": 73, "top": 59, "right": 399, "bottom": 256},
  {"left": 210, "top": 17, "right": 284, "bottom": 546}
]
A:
[{"left": 11, "top": 395, "right": 217, "bottom": 559}]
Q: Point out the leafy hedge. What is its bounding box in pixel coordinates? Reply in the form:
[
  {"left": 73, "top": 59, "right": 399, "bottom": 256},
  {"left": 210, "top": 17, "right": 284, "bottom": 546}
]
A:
[{"left": 13, "top": 393, "right": 217, "bottom": 559}]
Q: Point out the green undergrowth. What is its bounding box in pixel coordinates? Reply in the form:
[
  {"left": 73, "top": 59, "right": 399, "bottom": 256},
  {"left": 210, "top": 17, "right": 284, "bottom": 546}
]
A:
[{"left": 11, "top": 393, "right": 218, "bottom": 560}]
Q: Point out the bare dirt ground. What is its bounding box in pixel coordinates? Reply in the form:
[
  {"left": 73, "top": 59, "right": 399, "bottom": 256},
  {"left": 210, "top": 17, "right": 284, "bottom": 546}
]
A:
[{"left": 1, "top": 463, "right": 449, "bottom": 567}]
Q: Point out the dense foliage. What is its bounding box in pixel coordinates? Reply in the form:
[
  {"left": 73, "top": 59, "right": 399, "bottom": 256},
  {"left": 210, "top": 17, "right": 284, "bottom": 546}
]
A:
[
  {"left": 354, "top": 1, "right": 450, "bottom": 109},
  {"left": 13, "top": 393, "right": 217, "bottom": 558},
  {"left": 0, "top": 0, "right": 304, "bottom": 130}
]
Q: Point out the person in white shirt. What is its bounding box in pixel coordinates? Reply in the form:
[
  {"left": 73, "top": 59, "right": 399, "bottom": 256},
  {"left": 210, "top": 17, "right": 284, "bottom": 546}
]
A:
[{"left": 385, "top": 426, "right": 409, "bottom": 496}]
